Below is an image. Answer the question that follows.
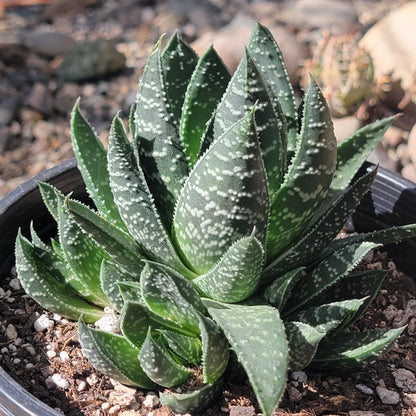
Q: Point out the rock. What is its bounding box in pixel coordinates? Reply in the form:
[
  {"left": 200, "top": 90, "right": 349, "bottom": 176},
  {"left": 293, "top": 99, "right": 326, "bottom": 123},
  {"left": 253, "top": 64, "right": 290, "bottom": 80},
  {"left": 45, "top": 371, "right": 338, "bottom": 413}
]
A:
[
  {"left": 94, "top": 314, "right": 120, "bottom": 334},
  {"left": 0, "top": 96, "right": 21, "bottom": 126},
  {"left": 392, "top": 368, "right": 416, "bottom": 393},
  {"left": 0, "top": 126, "right": 12, "bottom": 153},
  {"left": 401, "top": 164, "right": 416, "bottom": 184},
  {"left": 230, "top": 405, "right": 256, "bottom": 416},
  {"left": 54, "top": 83, "right": 80, "bottom": 114},
  {"left": 375, "top": 386, "right": 400, "bottom": 405},
  {"left": 403, "top": 392, "right": 416, "bottom": 407},
  {"left": 291, "top": 370, "right": 307, "bottom": 383},
  {"left": 393, "top": 299, "right": 416, "bottom": 327},
  {"left": 21, "top": 30, "right": 75, "bottom": 57},
  {"left": 143, "top": 393, "right": 160, "bottom": 409},
  {"left": 383, "top": 304, "right": 399, "bottom": 322},
  {"left": 383, "top": 125, "right": 406, "bottom": 148},
  {"left": 58, "top": 39, "right": 126, "bottom": 82},
  {"left": 408, "top": 123, "right": 416, "bottom": 165},
  {"left": 355, "top": 384, "right": 374, "bottom": 395},
  {"left": 360, "top": 2, "right": 416, "bottom": 104},
  {"left": 282, "top": 0, "right": 359, "bottom": 35},
  {"left": 349, "top": 412, "right": 385, "bottom": 416},
  {"left": 32, "top": 120, "right": 56, "bottom": 144},
  {"left": 50, "top": 373, "right": 70, "bottom": 389},
  {"left": 288, "top": 386, "right": 302, "bottom": 402},
  {"left": 34, "top": 314, "right": 55, "bottom": 332},
  {"left": 192, "top": 13, "right": 307, "bottom": 83},
  {"left": 332, "top": 116, "right": 362, "bottom": 143},
  {"left": 26, "top": 83, "right": 53, "bottom": 115},
  {"left": 5, "top": 324, "right": 18, "bottom": 340}
]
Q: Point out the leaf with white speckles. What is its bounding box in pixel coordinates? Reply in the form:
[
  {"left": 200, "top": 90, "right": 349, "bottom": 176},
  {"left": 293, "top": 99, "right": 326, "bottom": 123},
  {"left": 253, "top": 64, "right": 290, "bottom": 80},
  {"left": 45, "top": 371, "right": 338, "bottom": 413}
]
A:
[
  {"left": 206, "top": 300, "right": 288, "bottom": 416},
  {"left": 247, "top": 22, "right": 297, "bottom": 152},
  {"left": 173, "top": 110, "right": 269, "bottom": 274},
  {"left": 212, "top": 50, "right": 286, "bottom": 196},
  {"left": 197, "top": 313, "right": 229, "bottom": 383},
  {"left": 285, "top": 321, "right": 324, "bottom": 371},
  {"left": 284, "top": 241, "right": 379, "bottom": 315},
  {"left": 139, "top": 329, "right": 191, "bottom": 387},
  {"left": 160, "top": 380, "right": 223, "bottom": 414},
  {"left": 37, "top": 181, "right": 61, "bottom": 222},
  {"left": 332, "top": 116, "right": 395, "bottom": 191},
  {"left": 100, "top": 261, "right": 139, "bottom": 312},
  {"left": 78, "top": 317, "right": 155, "bottom": 388},
  {"left": 266, "top": 78, "right": 336, "bottom": 262},
  {"left": 262, "top": 166, "right": 377, "bottom": 281},
  {"left": 15, "top": 232, "right": 104, "bottom": 323},
  {"left": 305, "top": 270, "right": 388, "bottom": 327},
  {"left": 161, "top": 31, "right": 198, "bottom": 124},
  {"left": 159, "top": 330, "right": 202, "bottom": 365},
  {"left": 140, "top": 261, "right": 205, "bottom": 335},
  {"left": 119, "top": 301, "right": 151, "bottom": 349},
  {"left": 70, "top": 101, "right": 125, "bottom": 229},
  {"left": 108, "top": 113, "right": 191, "bottom": 277},
  {"left": 194, "top": 233, "right": 264, "bottom": 303},
  {"left": 311, "top": 327, "right": 405, "bottom": 369},
  {"left": 262, "top": 267, "right": 304, "bottom": 310},
  {"left": 65, "top": 198, "right": 144, "bottom": 277},
  {"left": 290, "top": 298, "right": 366, "bottom": 334},
  {"left": 180, "top": 46, "right": 231, "bottom": 165},
  {"left": 55, "top": 191, "right": 109, "bottom": 307},
  {"left": 135, "top": 40, "right": 189, "bottom": 229}
]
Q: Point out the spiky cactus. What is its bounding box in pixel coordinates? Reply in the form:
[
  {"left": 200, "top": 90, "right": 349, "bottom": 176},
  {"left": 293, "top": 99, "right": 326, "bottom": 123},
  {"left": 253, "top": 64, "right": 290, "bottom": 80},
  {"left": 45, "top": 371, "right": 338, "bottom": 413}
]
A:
[
  {"left": 301, "top": 31, "right": 376, "bottom": 117},
  {"left": 15, "top": 24, "right": 416, "bottom": 416}
]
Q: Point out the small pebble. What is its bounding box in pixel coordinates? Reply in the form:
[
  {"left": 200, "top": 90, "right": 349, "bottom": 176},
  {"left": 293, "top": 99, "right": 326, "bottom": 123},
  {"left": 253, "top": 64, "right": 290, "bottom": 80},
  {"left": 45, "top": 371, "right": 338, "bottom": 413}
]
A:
[
  {"left": 0, "top": 288, "right": 6, "bottom": 298},
  {"left": 25, "top": 363, "right": 34, "bottom": 369},
  {"left": 1, "top": 347, "right": 8, "bottom": 354},
  {"left": 376, "top": 386, "right": 400, "bottom": 405},
  {"left": 47, "top": 350, "right": 56, "bottom": 359},
  {"left": 355, "top": 384, "right": 374, "bottom": 395},
  {"left": 143, "top": 393, "right": 160, "bottom": 409},
  {"left": 51, "top": 373, "right": 70, "bottom": 389},
  {"left": 6, "top": 324, "right": 18, "bottom": 340},
  {"left": 8, "top": 344, "right": 17, "bottom": 352},
  {"left": 34, "top": 314, "right": 55, "bottom": 332},
  {"left": 102, "top": 402, "right": 111, "bottom": 411},
  {"left": 77, "top": 381, "right": 87, "bottom": 392},
  {"left": 291, "top": 371, "right": 307, "bottom": 384},
  {"left": 86, "top": 373, "right": 99, "bottom": 386},
  {"left": 60, "top": 351, "right": 70, "bottom": 362},
  {"left": 8, "top": 278, "right": 21, "bottom": 290},
  {"left": 109, "top": 405, "right": 120, "bottom": 415},
  {"left": 95, "top": 314, "right": 120, "bottom": 333},
  {"left": 13, "top": 358, "right": 21, "bottom": 364}
]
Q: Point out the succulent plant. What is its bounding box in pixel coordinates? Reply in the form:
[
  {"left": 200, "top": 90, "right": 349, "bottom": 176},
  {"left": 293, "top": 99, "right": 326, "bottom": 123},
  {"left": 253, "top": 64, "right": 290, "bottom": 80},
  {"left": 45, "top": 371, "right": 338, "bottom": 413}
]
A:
[
  {"left": 15, "top": 24, "right": 416, "bottom": 416},
  {"left": 301, "top": 31, "right": 376, "bottom": 117}
]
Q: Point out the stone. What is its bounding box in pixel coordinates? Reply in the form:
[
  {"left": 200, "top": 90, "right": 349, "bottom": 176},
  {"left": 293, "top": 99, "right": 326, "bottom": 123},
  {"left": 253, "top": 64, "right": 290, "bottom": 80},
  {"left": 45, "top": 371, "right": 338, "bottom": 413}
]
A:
[
  {"left": 288, "top": 386, "right": 302, "bottom": 402},
  {"left": 332, "top": 116, "right": 363, "bottom": 143},
  {"left": 58, "top": 39, "right": 126, "bottom": 82},
  {"left": 383, "top": 125, "right": 405, "bottom": 148},
  {"left": 192, "top": 14, "right": 307, "bottom": 83},
  {"left": 392, "top": 368, "right": 416, "bottom": 393},
  {"left": 54, "top": 83, "right": 80, "bottom": 114},
  {"left": 34, "top": 314, "right": 55, "bottom": 332},
  {"left": 375, "top": 386, "right": 400, "bottom": 405},
  {"left": 401, "top": 164, "right": 416, "bottom": 184},
  {"left": 0, "top": 96, "right": 21, "bottom": 126},
  {"left": 291, "top": 370, "right": 308, "bottom": 383},
  {"left": 355, "top": 384, "right": 374, "bottom": 395},
  {"left": 393, "top": 299, "right": 416, "bottom": 327},
  {"left": 26, "top": 83, "right": 53, "bottom": 115},
  {"left": 282, "top": 0, "right": 359, "bottom": 35},
  {"left": 349, "top": 412, "right": 384, "bottom": 416},
  {"left": 5, "top": 324, "right": 18, "bottom": 340},
  {"left": 143, "top": 393, "right": 159, "bottom": 409},
  {"left": 230, "top": 405, "right": 255, "bottom": 416},
  {"left": 21, "top": 30, "right": 75, "bottom": 57},
  {"left": 95, "top": 314, "right": 120, "bottom": 334},
  {"left": 403, "top": 392, "right": 416, "bottom": 407},
  {"left": 360, "top": 2, "right": 416, "bottom": 103}
]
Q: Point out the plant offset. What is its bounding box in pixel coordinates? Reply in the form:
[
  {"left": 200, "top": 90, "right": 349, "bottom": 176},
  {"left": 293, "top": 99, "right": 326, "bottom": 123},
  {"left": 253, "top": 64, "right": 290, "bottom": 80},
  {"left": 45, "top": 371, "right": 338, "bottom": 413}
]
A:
[{"left": 15, "top": 23, "right": 416, "bottom": 415}]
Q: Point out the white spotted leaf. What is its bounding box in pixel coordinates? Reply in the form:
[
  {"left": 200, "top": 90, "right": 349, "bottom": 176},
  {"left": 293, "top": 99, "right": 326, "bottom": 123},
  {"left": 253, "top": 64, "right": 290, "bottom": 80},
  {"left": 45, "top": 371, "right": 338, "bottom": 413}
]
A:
[{"left": 173, "top": 110, "right": 269, "bottom": 274}]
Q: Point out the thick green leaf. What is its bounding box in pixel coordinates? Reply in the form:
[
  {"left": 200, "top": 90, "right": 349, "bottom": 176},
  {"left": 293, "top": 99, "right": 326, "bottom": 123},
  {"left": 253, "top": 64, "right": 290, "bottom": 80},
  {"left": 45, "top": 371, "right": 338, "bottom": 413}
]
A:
[
  {"left": 206, "top": 300, "right": 288, "bottom": 416},
  {"left": 56, "top": 191, "right": 109, "bottom": 307},
  {"left": 194, "top": 233, "right": 264, "bottom": 303},
  {"left": 119, "top": 301, "right": 151, "bottom": 348},
  {"left": 290, "top": 298, "right": 367, "bottom": 334},
  {"left": 70, "top": 101, "right": 125, "bottom": 228},
  {"left": 100, "top": 261, "right": 139, "bottom": 312},
  {"left": 135, "top": 40, "right": 189, "bottom": 228},
  {"left": 160, "top": 380, "right": 223, "bottom": 414},
  {"left": 311, "top": 327, "right": 405, "bottom": 369},
  {"left": 285, "top": 242, "right": 379, "bottom": 314},
  {"left": 180, "top": 46, "right": 231, "bottom": 165},
  {"left": 107, "top": 114, "right": 191, "bottom": 277},
  {"left": 161, "top": 31, "right": 198, "bottom": 124},
  {"left": 173, "top": 110, "right": 269, "bottom": 274},
  {"left": 78, "top": 317, "right": 154, "bottom": 388},
  {"left": 197, "top": 313, "right": 229, "bottom": 383},
  {"left": 160, "top": 330, "right": 202, "bottom": 365},
  {"left": 65, "top": 198, "right": 144, "bottom": 277},
  {"left": 285, "top": 321, "right": 325, "bottom": 371},
  {"left": 262, "top": 267, "right": 304, "bottom": 310},
  {"left": 15, "top": 232, "right": 104, "bottom": 323},
  {"left": 38, "top": 181, "right": 61, "bottom": 222},
  {"left": 139, "top": 329, "right": 191, "bottom": 387},
  {"left": 140, "top": 261, "right": 205, "bottom": 334},
  {"left": 247, "top": 22, "right": 297, "bottom": 152},
  {"left": 266, "top": 78, "right": 337, "bottom": 261},
  {"left": 211, "top": 50, "right": 286, "bottom": 195},
  {"left": 263, "top": 166, "right": 377, "bottom": 280},
  {"left": 332, "top": 116, "right": 395, "bottom": 191}
]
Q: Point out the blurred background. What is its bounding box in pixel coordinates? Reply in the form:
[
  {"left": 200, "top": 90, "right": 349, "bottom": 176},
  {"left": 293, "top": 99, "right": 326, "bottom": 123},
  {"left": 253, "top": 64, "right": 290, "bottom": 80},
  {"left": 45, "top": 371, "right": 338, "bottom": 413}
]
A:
[{"left": 1, "top": 0, "right": 416, "bottom": 198}]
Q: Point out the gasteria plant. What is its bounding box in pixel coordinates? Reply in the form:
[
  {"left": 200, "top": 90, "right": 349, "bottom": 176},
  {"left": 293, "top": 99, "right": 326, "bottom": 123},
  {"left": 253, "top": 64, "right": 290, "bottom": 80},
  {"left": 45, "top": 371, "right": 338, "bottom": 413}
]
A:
[{"left": 15, "top": 24, "right": 416, "bottom": 416}]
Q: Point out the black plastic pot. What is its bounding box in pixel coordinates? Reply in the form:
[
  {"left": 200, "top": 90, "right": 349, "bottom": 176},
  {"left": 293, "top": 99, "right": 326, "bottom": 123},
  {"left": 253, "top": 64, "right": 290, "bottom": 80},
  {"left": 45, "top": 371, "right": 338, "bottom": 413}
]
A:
[{"left": 0, "top": 159, "right": 415, "bottom": 415}]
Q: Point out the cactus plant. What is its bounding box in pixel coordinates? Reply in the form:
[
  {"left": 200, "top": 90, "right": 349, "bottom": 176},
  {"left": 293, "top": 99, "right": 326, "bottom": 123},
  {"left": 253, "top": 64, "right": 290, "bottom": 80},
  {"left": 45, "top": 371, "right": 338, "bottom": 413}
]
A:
[{"left": 15, "top": 24, "right": 416, "bottom": 416}]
